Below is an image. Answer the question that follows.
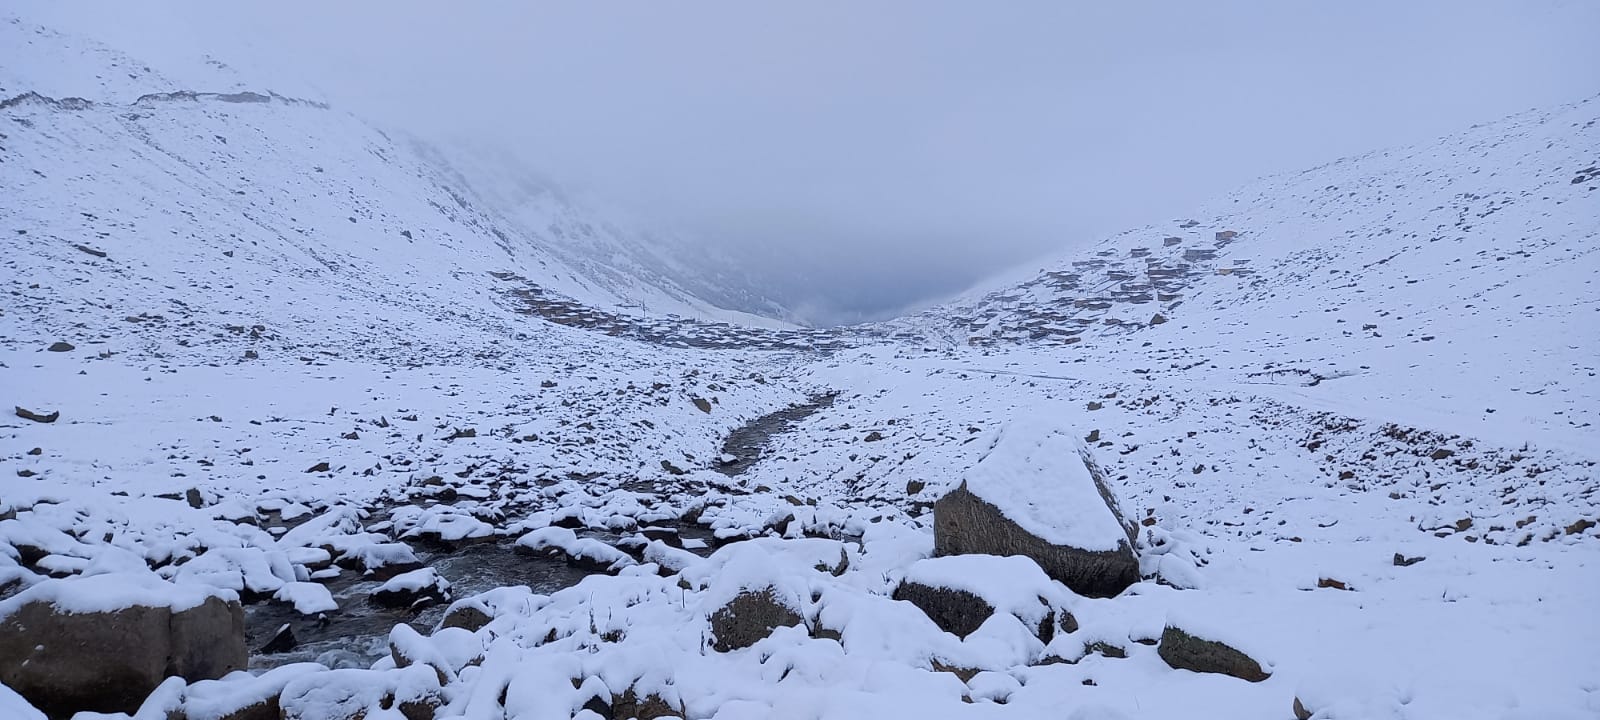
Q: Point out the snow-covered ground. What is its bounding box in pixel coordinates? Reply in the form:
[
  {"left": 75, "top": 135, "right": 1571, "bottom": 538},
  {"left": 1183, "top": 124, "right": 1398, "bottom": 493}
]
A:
[{"left": 3, "top": 11, "right": 1598, "bottom": 720}]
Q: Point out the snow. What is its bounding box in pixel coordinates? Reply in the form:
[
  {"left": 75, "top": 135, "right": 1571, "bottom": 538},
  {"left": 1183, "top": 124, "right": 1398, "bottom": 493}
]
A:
[
  {"left": 0, "top": 683, "right": 46, "bottom": 720},
  {"left": 0, "top": 571, "right": 235, "bottom": 619},
  {"left": 900, "top": 554, "right": 1071, "bottom": 628},
  {"left": 515, "top": 527, "right": 637, "bottom": 572},
  {"left": 1, "top": 8, "right": 1596, "bottom": 720},
  {"left": 272, "top": 582, "right": 337, "bottom": 615},
  {"left": 180, "top": 664, "right": 327, "bottom": 720},
  {"left": 374, "top": 568, "right": 449, "bottom": 595},
  {"left": 961, "top": 419, "right": 1133, "bottom": 551}
]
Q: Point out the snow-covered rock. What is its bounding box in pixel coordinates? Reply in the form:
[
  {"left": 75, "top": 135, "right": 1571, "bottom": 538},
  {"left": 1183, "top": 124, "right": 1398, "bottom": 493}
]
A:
[
  {"left": 369, "top": 568, "right": 452, "bottom": 610},
  {"left": 708, "top": 587, "right": 806, "bottom": 652},
  {"left": 277, "top": 666, "right": 443, "bottom": 720},
  {"left": 0, "top": 572, "right": 246, "bottom": 716},
  {"left": 933, "top": 420, "right": 1140, "bottom": 597},
  {"left": 892, "top": 554, "right": 1071, "bottom": 642},
  {"left": 1158, "top": 621, "right": 1273, "bottom": 683}
]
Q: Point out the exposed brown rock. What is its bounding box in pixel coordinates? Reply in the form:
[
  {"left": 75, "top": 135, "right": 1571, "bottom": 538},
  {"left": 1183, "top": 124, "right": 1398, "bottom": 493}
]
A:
[
  {"left": 708, "top": 587, "right": 803, "bottom": 652},
  {"left": 934, "top": 484, "right": 1139, "bottom": 598},
  {"left": 15, "top": 406, "right": 60, "bottom": 424},
  {"left": 0, "top": 592, "right": 245, "bottom": 717},
  {"left": 1157, "top": 624, "right": 1270, "bottom": 682}
]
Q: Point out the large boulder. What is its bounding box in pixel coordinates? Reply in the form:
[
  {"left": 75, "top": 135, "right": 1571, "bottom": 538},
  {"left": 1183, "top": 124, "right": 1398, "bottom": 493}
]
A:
[
  {"left": 690, "top": 539, "right": 845, "bottom": 652},
  {"left": 892, "top": 555, "right": 1070, "bottom": 642},
  {"left": 708, "top": 587, "right": 804, "bottom": 652},
  {"left": 933, "top": 420, "right": 1140, "bottom": 597},
  {"left": 278, "top": 666, "right": 443, "bottom": 720},
  {"left": 0, "top": 572, "right": 246, "bottom": 717}
]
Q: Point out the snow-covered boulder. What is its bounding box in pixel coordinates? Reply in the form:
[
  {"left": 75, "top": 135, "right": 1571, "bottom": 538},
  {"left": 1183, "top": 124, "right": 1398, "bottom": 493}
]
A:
[
  {"left": 369, "top": 568, "right": 452, "bottom": 610},
  {"left": 696, "top": 541, "right": 820, "bottom": 652},
  {"left": 892, "top": 554, "right": 1071, "bottom": 642},
  {"left": 277, "top": 666, "right": 443, "bottom": 720},
  {"left": 177, "top": 662, "right": 326, "bottom": 720},
  {"left": 708, "top": 587, "right": 805, "bottom": 652},
  {"left": 437, "top": 597, "right": 493, "bottom": 632},
  {"left": 273, "top": 581, "right": 337, "bottom": 615},
  {"left": 933, "top": 420, "right": 1140, "bottom": 597},
  {"left": 326, "top": 537, "right": 423, "bottom": 580},
  {"left": 1158, "top": 621, "right": 1273, "bottom": 682},
  {"left": 515, "top": 526, "right": 637, "bottom": 573},
  {"left": 0, "top": 572, "right": 246, "bottom": 717}
]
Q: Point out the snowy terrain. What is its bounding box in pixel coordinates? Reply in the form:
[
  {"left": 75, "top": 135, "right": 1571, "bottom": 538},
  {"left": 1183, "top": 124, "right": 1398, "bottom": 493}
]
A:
[{"left": 3, "top": 11, "right": 1598, "bottom": 720}]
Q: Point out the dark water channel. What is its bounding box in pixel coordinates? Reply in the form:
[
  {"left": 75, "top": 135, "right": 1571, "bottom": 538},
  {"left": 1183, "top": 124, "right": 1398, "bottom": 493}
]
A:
[
  {"left": 243, "top": 393, "right": 835, "bottom": 669},
  {"left": 245, "top": 539, "right": 594, "bottom": 670},
  {"left": 245, "top": 520, "right": 722, "bottom": 670},
  {"left": 716, "top": 393, "right": 838, "bottom": 476}
]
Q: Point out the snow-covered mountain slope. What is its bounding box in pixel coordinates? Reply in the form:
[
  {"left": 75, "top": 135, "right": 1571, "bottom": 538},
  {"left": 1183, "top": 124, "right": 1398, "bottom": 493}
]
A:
[
  {"left": 3, "top": 11, "right": 1598, "bottom": 720},
  {"left": 0, "top": 15, "right": 794, "bottom": 360},
  {"left": 895, "top": 96, "right": 1599, "bottom": 448},
  {"left": 422, "top": 144, "right": 796, "bottom": 326}
]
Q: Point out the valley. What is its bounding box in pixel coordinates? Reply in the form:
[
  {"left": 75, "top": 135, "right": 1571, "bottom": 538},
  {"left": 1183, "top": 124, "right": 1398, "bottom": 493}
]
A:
[{"left": 2, "top": 12, "right": 1598, "bottom": 720}]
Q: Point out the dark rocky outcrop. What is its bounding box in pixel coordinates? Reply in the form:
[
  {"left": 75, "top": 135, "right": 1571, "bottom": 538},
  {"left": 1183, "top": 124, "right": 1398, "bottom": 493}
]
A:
[
  {"left": 708, "top": 587, "right": 803, "bottom": 652},
  {"left": 892, "top": 581, "right": 995, "bottom": 639},
  {"left": 1157, "top": 624, "right": 1271, "bottom": 682}
]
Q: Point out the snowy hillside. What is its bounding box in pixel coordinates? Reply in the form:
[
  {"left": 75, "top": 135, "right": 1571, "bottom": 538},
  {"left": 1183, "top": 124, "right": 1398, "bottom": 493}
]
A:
[
  {"left": 0, "top": 15, "right": 794, "bottom": 358},
  {"left": 3, "top": 11, "right": 1598, "bottom": 720},
  {"left": 421, "top": 144, "right": 796, "bottom": 326},
  {"left": 896, "top": 96, "right": 1599, "bottom": 449}
]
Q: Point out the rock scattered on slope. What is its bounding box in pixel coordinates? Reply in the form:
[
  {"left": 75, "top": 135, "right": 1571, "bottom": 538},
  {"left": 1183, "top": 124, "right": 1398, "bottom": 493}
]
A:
[
  {"left": 1157, "top": 623, "right": 1272, "bottom": 682},
  {"left": 1393, "top": 553, "right": 1425, "bottom": 567},
  {"left": 14, "top": 406, "right": 59, "bottom": 424}
]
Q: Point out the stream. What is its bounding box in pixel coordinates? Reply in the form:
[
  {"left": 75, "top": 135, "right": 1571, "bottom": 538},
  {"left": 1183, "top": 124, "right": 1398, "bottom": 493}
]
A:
[{"left": 716, "top": 392, "right": 838, "bottom": 476}]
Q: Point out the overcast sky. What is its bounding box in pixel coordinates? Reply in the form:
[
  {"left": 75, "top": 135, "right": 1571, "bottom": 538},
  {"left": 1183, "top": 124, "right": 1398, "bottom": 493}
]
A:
[{"left": 30, "top": 1, "right": 1600, "bottom": 324}]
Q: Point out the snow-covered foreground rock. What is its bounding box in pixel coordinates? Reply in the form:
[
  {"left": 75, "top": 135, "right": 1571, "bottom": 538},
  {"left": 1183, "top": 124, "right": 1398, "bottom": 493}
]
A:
[{"left": 4, "top": 11, "right": 1599, "bottom": 720}]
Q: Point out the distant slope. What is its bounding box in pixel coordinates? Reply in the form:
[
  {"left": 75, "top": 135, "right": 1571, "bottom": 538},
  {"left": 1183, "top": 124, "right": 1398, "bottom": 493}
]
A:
[
  {"left": 420, "top": 143, "right": 796, "bottom": 325},
  {"left": 891, "top": 96, "right": 1599, "bottom": 447},
  {"left": 0, "top": 14, "right": 791, "bottom": 368}
]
